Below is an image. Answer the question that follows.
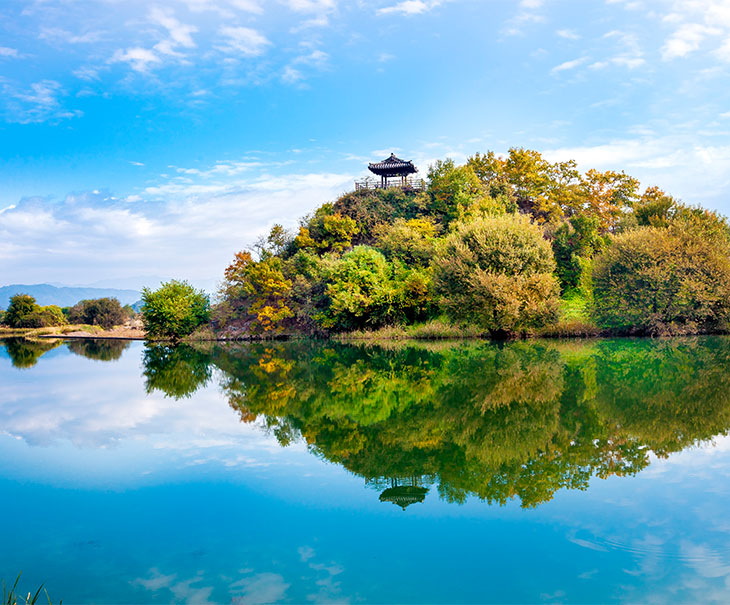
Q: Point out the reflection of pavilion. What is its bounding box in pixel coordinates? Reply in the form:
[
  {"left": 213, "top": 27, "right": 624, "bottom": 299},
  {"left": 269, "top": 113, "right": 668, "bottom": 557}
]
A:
[{"left": 378, "top": 477, "right": 429, "bottom": 511}]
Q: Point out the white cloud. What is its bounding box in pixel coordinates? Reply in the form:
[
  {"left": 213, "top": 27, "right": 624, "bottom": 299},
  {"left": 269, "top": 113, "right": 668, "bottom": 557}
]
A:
[
  {"left": 218, "top": 26, "right": 271, "bottom": 57},
  {"left": 551, "top": 57, "right": 589, "bottom": 73},
  {"left": 556, "top": 29, "right": 580, "bottom": 40},
  {"left": 1, "top": 79, "right": 82, "bottom": 124},
  {"left": 0, "top": 163, "right": 353, "bottom": 286},
  {"left": 543, "top": 134, "right": 730, "bottom": 210},
  {"left": 0, "top": 46, "right": 20, "bottom": 57},
  {"left": 285, "top": 0, "right": 337, "bottom": 12},
  {"left": 149, "top": 7, "right": 198, "bottom": 57},
  {"left": 39, "top": 27, "right": 105, "bottom": 44},
  {"left": 377, "top": 0, "right": 441, "bottom": 16},
  {"left": 662, "top": 23, "right": 720, "bottom": 59},
  {"left": 109, "top": 47, "right": 162, "bottom": 72}
]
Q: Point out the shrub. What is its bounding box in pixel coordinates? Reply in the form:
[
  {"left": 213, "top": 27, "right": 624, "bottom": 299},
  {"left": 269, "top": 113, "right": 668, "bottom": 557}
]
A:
[
  {"left": 592, "top": 226, "right": 730, "bottom": 335},
  {"left": 4, "top": 294, "right": 66, "bottom": 328},
  {"left": 141, "top": 280, "right": 210, "bottom": 340},
  {"left": 317, "top": 246, "right": 393, "bottom": 331},
  {"left": 433, "top": 214, "right": 560, "bottom": 336},
  {"left": 68, "top": 297, "right": 127, "bottom": 329},
  {"left": 374, "top": 217, "right": 438, "bottom": 267}
]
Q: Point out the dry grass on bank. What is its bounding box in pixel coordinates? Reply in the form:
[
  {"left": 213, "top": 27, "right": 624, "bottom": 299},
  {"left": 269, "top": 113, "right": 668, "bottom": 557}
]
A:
[{"left": 0, "top": 323, "right": 145, "bottom": 339}]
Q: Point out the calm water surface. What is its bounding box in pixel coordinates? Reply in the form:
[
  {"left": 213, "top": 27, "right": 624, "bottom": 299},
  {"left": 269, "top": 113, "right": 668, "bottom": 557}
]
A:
[{"left": 2, "top": 336, "right": 730, "bottom": 603}]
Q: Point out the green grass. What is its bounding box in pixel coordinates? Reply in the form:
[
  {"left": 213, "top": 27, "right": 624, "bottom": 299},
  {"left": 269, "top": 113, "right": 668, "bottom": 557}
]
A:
[
  {"left": 560, "top": 289, "right": 590, "bottom": 321},
  {"left": 338, "top": 318, "right": 485, "bottom": 341},
  {"left": 2, "top": 573, "right": 58, "bottom": 605}
]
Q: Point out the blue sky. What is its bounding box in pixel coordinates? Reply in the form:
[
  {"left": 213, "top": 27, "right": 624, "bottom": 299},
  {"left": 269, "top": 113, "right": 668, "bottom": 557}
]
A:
[{"left": 1, "top": 0, "right": 730, "bottom": 290}]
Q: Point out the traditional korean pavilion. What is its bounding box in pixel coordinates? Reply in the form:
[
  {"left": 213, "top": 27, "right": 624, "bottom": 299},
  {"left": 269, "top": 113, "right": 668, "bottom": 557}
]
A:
[{"left": 355, "top": 153, "right": 424, "bottom": 191}]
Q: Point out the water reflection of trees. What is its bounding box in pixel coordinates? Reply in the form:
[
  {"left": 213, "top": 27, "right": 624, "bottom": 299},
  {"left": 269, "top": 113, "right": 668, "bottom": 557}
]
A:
[
  {"left": 3, "top": 338, "right": 63, "bottom": 368},
  {"left": 2, "top": 337, "right": 132, "bottom": 367},
  {"left": 67, "top": 339, "right": 131, "bottom": 362},
  {"left": 143, "top": 344, "right": 213, "bottom": 399},
  {"left": 141, "top": 337, "right": 730, "bottom": 508}
]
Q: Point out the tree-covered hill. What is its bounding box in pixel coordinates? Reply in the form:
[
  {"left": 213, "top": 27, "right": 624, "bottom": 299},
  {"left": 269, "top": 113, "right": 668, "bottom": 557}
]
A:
[{"left": 144, "top": 147, "right": 730, "bottom": 340}]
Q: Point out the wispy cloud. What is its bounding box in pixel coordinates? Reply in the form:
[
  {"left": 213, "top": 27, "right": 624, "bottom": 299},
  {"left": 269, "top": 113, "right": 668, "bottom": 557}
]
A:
[
  {"left": 556, "top": 29, "right": 580, "bottom": 40},
  {"left": 503, "top": 0, "right": 546, "bottom": 36},
  {"left": 0, "top": 46, "right": 20, "bottom": 58},
  {"left": 109, "top": 47, "right": 161, "bottom": 73},
  {"left": 551, "top": 57, "right": 589, "bottom": 74},
  {"left": 1, "top": 79, "right": 82, "bottom": 124},
  {"left": 377, "top": 1, "right": 444, "bottom": 16},
  {"left": 218, "top": 26, "right": 271, "bottom": 57}
]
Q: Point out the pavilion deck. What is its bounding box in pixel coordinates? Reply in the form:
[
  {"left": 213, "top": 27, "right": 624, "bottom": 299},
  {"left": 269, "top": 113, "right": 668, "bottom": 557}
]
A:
[{"left": 354, "top": 176, "right": 426, "bottom": 192}]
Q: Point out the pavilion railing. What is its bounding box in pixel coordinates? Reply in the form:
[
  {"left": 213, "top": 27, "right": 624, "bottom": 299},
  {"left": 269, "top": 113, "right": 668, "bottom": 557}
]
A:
[{"left": 354, "top": 177, "right": 426, "bottom": 192}]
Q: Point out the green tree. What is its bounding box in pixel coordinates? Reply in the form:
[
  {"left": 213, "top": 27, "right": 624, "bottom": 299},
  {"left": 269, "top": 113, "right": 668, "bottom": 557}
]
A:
[
  {"left": 4, "top": 294, "right": 39, "bottom": 328},
  {"left": 374, "top": 217, "right": 438, "bottom": 267},
  {"left": 68, "top": 297, "right": 127, "bottom": 329},
  {"left": 592, "top": 226, "right": 730, "bottom": 335},
  {"left": 4, "top": 294, "right": 66, "bottom": 328},
  {"left": 294, "top": 206, "right": 359, "bottom": 254},
  {"left": 317, "top": 246, "right": 393, "bottom": 331},
  {"left": 427, "top": 159, "right": 483, "bottom": 224},
  {"left": 433, "top": 214, "right": 560, "bottom": 336},
  {"left": 141, "top": 280, "right": 210, "bottom": 340},
  {"left": 551, "top": 214, "right": 604, "bottom": 292}
]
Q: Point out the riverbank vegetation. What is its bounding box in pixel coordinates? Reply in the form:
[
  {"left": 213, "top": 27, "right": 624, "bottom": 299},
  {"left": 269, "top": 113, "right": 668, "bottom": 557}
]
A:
[
  {"left": 0, "top": 294, "right": 142, "bottom": 339},
  {"left": 190, "top": 148, "right": 730, "bottom": 340}
]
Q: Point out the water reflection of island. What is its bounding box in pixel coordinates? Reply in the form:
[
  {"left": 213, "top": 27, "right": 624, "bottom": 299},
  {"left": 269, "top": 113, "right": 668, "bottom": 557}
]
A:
[
  {"left": 2, "top": 337, "right": 130, "bottom": 367},
  {"left": 138, "top": 337, "right": 730, "bottom": 509}
]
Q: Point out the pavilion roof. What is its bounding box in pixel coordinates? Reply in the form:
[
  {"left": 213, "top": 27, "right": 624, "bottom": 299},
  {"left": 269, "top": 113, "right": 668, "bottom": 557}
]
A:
[{"left": 368, "top": 153, "right": 418, "bottom": 176}]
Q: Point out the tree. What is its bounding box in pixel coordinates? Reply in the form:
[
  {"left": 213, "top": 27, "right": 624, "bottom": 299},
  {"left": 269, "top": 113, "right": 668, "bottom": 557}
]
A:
[
  {"left": 433, "top": 214, "right": 560, "bottom": 336},
  {"left": 374, "top": 218, "right": 438, "bottom": 267},
  {"left": 294, "top": 207, "right": 359, "bottom": 254},
  {"left": 316, "top": 246, "right": 393, "bottom": 331},
  {"left": 427, "top": 159, "right": 483, "bottom": 224},
  {"left": 4, "top": 294, "right": 38, "bottom": 328},
  {"left": 68, "top": 297, "right": 127, "bottom": 329},
  {"left": 551, "top": 214, "right": 604, "bottom": 292},
  {"left": 4, "top": 294, "right": 66, "bottom": 328},
  {"left": 592, "top": 225, "right": 730, "bottom": 335},
  {"left": 580, "top": 169, "right": 640, "bottom": 232},
  {"left": 220, "top": 251, "right": 294, "bottom": 333},
  {"left": 141, "top": 280, "right": 210, "bottom": 340}
]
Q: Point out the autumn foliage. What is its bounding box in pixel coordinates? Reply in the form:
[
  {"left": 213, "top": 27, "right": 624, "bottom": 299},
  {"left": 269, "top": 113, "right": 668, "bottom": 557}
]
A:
[{"left": 215, "top": 147, "right": 730, "bottom": 337}]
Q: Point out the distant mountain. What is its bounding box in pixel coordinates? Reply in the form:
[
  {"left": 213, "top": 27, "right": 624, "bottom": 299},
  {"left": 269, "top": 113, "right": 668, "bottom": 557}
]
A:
[{"left": 0, "top": 284, "right": 141, "bottom": 310}]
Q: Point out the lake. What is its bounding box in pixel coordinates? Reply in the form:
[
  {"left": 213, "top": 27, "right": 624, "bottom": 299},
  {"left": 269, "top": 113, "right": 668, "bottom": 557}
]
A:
[{"left": 2, "top": 336, "right": 730, "bottom": 603}]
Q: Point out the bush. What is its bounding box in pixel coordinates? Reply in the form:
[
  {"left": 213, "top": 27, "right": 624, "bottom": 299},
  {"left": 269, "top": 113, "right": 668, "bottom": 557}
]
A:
[
  {"left": 68, "top": 297, "right": 127, "bottom": 329},
  {"left": 433, "top": 214, "right": 560, "bottom": 336},
  {"left": 4, "top": 294, "right": 66, "bottom": 328},
  {"left": 317, "top": 246, "right": 393, "bottom": 331},
  {"left": 592, "top": 226, "right": 730, "bottom": 335},
  {"left": 374, "top": 217, "right": 438, "bottom": 267},
  {"left": 141, "top": 280, "right": 210, "bottom": 340}
]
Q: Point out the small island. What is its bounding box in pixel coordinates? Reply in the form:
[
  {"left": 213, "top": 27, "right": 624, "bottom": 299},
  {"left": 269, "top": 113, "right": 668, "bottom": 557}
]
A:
[
  {"left": 3, "top": 148, "right": 729, "bottom": 344},
  {"left": 190, "top": 148, "right": 730, "bottom": 342}
]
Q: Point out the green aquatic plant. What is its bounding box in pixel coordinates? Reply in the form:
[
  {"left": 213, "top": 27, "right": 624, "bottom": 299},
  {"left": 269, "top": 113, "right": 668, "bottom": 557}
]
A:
[{"left": 2, "top": 573, "right": 57, "bottom": 605}]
